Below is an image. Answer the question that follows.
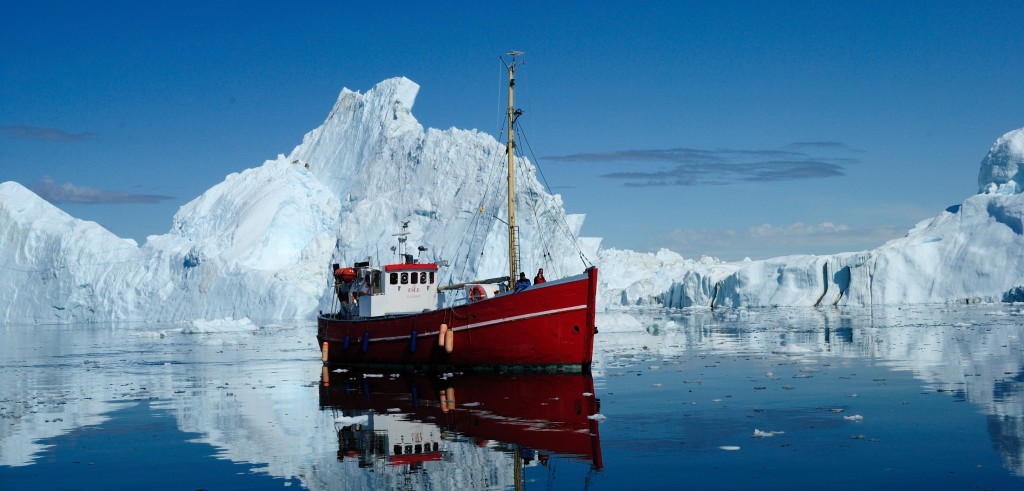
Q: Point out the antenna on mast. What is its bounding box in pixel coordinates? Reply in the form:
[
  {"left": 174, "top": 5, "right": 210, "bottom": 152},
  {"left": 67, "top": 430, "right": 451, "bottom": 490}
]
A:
[{"left": 393, "top": 221, "right": 411, "bottom": 264}]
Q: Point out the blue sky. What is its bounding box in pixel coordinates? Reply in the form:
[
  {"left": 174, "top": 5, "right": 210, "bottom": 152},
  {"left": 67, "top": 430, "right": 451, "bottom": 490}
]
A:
[{"left": 2, "top": 1, "right": 1022, "bottom": 260}]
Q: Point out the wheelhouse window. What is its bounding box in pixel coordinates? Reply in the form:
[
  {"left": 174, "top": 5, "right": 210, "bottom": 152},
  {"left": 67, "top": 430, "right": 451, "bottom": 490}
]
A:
[
  {"left": 401, "top": 272, "right": 408, "bottom": 284},
  {"left": 390, "top": 272, "right": 398, "bottom": 285},
  {"left": 411, "top": 272, "right": 419, "bottom": 284},
  {"left": 419, "top": 272, "right": 427, "bottom": 284},
  {"left": 429, "top": 272, "right": 435, "bottom": 284},
  {"left": 372, "top": 270, "right": 382, "bottom": 292}
]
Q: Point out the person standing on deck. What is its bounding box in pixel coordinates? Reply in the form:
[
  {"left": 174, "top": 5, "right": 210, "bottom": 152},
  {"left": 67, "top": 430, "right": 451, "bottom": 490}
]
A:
[
  {"left": 534, "top": 268, "right": 546, "bottom": 284},
  {"left": 515, "top": 272, "right": 532, "bottom": 291},
  {"left": 333, "top": 265, "right": 357, "bottom": 319}
]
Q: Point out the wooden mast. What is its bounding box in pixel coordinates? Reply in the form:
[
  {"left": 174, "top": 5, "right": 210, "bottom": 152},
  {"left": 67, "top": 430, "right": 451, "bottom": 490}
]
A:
[{"left": 505, "top": 51, "right": 523, "bottom": 289}]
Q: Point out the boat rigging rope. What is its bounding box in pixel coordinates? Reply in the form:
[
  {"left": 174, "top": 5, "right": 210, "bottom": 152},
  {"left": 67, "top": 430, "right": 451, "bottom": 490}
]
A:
[
  {"left": 516, "top": 123, "right": 594, "bottom": 268},
  {"left": 514, "top": 128, "right": 558, "bottom": 269},
  {"left": 449, "top": 59, "right": 592, "bottom": 291},
  {"left": 451, "top": 134, "right": 507, "bottom": 283}
]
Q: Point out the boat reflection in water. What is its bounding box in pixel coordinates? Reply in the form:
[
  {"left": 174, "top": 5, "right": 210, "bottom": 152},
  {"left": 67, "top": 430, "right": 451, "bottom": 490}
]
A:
[{"left": 319, "top": 367, "right": 603, "bottom": 481}]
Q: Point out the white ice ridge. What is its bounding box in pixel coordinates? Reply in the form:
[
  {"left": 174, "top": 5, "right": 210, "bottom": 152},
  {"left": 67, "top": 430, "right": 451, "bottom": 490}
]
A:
[{"left": 608, "top": 129, "right": 1024, "bottom": 308}]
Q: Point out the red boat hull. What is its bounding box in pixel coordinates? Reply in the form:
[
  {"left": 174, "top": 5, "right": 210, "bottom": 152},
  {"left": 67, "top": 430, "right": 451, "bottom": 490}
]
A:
[
  {"left": 317, "top": 267, "right": 598, "bottom": 370},
  {"left": 319, "top": 370, "right": 603, "bottom": 468}
]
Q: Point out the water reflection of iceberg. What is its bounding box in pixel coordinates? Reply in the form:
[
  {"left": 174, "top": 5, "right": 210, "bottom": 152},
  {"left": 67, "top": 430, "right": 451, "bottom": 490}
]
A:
[
  {"left": 318, "top": 369, "right": 603, "bottom": 474},
  {"left": 602, "top": 305, "right": 1024, "bottom": 477}
]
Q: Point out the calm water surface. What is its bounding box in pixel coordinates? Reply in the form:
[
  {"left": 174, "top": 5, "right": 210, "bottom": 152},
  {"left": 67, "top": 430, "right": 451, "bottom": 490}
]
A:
[{"left": 2, "top": 305, "right": 1024, "bottom": 489}]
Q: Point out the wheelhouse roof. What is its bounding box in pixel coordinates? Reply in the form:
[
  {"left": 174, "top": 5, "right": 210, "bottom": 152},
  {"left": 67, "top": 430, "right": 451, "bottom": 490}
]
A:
[{"left": 383, "top": 263, "right": 439, "bottom": 272}]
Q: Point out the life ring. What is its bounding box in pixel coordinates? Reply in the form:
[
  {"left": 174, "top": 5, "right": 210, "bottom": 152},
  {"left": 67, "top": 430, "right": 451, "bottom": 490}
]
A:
[{"left": 469, "top": 285, "right": 486, "bottom": 302}]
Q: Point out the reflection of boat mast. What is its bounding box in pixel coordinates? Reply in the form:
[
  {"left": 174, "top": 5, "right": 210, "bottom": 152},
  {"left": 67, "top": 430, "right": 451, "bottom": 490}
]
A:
[
  {"left": 513, "top": 448, "right": 523, "bottom": 491},
  {"left": 503, "top": 51, "right": 524, "bottom": 290}
]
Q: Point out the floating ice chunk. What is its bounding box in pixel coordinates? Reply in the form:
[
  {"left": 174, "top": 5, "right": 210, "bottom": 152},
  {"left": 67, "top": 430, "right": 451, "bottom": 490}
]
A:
[
  {"left": 183, "top": 317, "right": 258, "bottom": 333},
  {"left": 588, "top": 413, "right": 607, "bottom": 421},
  {"left": 753, "top": 429, "right": 784, "bottom": 438},
  {"left": 198, "top": 337, "right": 237, "bottom": 346},
  {"left": 130, "top": 330, "right": 167, "bottom": 338},
  {"left": 719, "top": 446, "right": 741, "bottom": 451},
  {"left": 843, "top": 415, "right": 864, "bottom": 422},
  {"left": 771, "top": 345, "right": 816, "bottom": 355}
]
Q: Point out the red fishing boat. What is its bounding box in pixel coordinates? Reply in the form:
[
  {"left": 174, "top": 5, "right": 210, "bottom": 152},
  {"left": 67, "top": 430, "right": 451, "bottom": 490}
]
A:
[{"left": 317, "top": 52, "right": 598, "bottom": 371}]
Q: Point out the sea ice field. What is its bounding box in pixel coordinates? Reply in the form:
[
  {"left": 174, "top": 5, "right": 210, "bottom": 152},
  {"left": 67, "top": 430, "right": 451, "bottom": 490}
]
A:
[{"left": 3, "top": 304, "right": 1024, "bottom": 490}]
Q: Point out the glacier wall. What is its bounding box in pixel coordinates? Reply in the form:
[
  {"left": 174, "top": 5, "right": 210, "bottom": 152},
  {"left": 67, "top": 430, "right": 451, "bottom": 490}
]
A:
[{"left": 652, "top": 129, "right": 1024, "bottom": 308}]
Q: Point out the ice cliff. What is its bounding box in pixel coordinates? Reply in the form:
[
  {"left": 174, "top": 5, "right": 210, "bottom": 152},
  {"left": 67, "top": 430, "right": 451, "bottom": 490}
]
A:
[{"left": 2, "top": 77, "right": 1023, "bottom": 323}]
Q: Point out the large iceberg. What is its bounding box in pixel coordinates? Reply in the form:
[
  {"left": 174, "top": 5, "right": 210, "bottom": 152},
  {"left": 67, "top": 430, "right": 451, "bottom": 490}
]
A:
[{"left": 2, "top": 77, "right": 1024, "bottom": 323}]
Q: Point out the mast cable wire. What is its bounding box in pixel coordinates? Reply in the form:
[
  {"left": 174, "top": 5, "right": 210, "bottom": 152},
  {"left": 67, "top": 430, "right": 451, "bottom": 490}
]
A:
[{"left": 516, "top": 123, "right": 593, "bottom": 268}]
